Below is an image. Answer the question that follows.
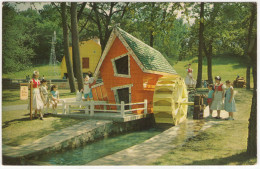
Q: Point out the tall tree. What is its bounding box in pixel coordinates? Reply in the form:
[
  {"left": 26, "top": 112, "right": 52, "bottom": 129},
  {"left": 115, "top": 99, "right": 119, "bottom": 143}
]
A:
[
  {"left": 247, "top": 3, "right": 257, "bottom": 157},
  {"left": 2, "top": 3, "right": 36, "bottom": 73},
  {"left": 246, "top": 3, "right": 256, "bottom": 90},
  {"left": 61, "top": 2, "right": 76, "bottom": 92},
  {"left": 71, "top": 2, "right": 83, "bottom": 90},
  {"left": 202, "top": 3, "right": 220, "bottom": 84},
  {"left": 89, "top": 2, "right": 129, "bottom": 52},
  {"left": 196, "top": 2, "right": 204, "bottom": 88}
]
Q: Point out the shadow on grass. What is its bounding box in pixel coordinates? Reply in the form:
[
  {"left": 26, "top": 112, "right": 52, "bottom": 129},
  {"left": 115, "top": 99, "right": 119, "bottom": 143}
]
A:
[
  {"left": 2, "top": 117, "right": 31, "bottom": 129},
  {"left": 187, "top": 151, "right": 256, "bottom": 165},
  {"left": 2, "top": 90, "right": 21, "bottom": 103}
]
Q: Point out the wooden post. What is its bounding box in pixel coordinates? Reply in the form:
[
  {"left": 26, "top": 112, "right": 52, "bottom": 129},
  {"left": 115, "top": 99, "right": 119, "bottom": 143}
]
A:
[
  {"left": 90, "top": 101, "right": 94, "bottom": 116},
  {"left": 121, "top": 101, "right": 125, "bottom": 117},
  {"left": 30, "top": 81, "right": 33, "bottom": 120},
  {"left": 144, "top": 99, "right": 148, "bottom": 115},
  {"left": 62, "top": 102, "right": 66, "bottom": 114},
  {"left": 85, "top": 102, "right": 90, "bottom": 114}
]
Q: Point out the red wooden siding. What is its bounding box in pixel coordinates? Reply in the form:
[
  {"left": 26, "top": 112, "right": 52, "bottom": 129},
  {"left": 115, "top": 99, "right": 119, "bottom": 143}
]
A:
[{"left": 95, "top": 37, "right": 163, "bottom": 114}]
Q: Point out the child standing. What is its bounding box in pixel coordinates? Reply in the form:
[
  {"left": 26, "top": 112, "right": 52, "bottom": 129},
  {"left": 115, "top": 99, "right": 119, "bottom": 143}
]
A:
[
  {"left": 206, "top": 84, "right": 214, "bottom": 118},
  {"left": 40, "top": 79, "right": 49, "bottom": 114},
  {"left": 50, "top": 85, "right": 60, "bottom": 113},
  {"left": 224, "top": 80, "right": 236, "bottom": 120},
  {"left": 82, "top": 75, "right": 95, "bottom": 101}
]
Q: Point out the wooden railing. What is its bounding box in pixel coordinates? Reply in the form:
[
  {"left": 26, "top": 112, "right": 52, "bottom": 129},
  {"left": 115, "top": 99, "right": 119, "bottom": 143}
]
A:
[{"left": 64, "top": 99, "right": 148, "bottom": 117}]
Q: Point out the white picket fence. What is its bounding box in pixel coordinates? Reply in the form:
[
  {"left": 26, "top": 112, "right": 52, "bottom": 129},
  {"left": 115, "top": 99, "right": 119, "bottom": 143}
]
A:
[{"left": 62, "top": 99, "right": 148, "bottom": 117}]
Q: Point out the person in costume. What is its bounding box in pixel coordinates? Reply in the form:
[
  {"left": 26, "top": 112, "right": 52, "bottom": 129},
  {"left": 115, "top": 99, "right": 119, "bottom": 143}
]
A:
[
  {"left": 211, "top": 76, "right": 225, "bottom": 119},
  {"left": 185, "top": 64, "right": 196, "bottom": 88},
  {"left": 31, "top": 71, "right": 44, "bottom": 120}
]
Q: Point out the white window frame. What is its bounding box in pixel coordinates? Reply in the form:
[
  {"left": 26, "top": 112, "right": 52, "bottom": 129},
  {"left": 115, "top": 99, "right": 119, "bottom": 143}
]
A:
[
  {"left": 111, "top": 53, "right": 131, "bottom": 78},
  {"left": 111, "top": 84, "right": 133, "bottom": 110}
]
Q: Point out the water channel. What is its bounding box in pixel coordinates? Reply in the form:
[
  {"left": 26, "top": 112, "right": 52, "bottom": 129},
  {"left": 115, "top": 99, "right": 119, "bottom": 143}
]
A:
[
  {"left": 35, "top": 126, "right": 166, "bottom": 165},
  {"left": 33, "top": 116, "right": 206, "bottom": 165}
]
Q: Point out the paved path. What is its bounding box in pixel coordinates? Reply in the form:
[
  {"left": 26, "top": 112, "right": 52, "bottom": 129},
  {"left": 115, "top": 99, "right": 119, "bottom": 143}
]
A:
[
  {"left": 3, "top": 120, "right": 113, "bottom": 160},
  {"left": 88, "top": 107, "right": 229, "bottom": 165}
]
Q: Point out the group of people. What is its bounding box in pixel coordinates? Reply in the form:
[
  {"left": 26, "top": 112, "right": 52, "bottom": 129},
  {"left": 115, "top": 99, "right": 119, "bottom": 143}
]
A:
[
  {"left": 185, "top": 64, "right": 236, "bottom": 120},
  {"left": 30, "top": 71, "right": 61, "bottom": 120},
  {"left": 206, "top": 76, "right": 236, "bottom": 120},
  {"left": 30, "top": 70, "right": 96, "bottom": 120}
]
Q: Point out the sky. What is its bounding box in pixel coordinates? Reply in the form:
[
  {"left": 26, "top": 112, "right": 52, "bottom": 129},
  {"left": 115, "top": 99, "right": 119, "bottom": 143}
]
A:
[{"left": 9, "top": 1, "right": 196, "bottom": 25}]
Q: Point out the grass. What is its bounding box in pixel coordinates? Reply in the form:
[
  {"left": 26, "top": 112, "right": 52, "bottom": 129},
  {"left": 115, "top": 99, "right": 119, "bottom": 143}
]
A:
[
  {"left": 2, "top": 64, "right": 62, "bottom": 79},
  {"left": 168, "top": 56, "right": 254, "bottom": 87},
  {"left": 2, "top": 109, "right": 85, "bottom": 146},
  {"left": 2, "top": 89, "right": 76, "bottom": 106},
  {"left": 151, "top": 88, "right": 256, "bottom": 165}
]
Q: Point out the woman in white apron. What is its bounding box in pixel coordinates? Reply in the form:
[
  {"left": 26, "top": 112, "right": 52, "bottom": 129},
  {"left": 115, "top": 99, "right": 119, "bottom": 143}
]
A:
[
  {"left": 31, "top": 71, "right": 44, "bottom": 120},
  {"left": 185, "top": 64, "right": 196, "bottom": 88}
]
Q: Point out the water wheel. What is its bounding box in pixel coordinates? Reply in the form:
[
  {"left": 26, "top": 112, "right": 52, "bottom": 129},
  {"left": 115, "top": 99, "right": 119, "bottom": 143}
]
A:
[{"left": 153, "top": 75, "right": 193, "bottom": 126}]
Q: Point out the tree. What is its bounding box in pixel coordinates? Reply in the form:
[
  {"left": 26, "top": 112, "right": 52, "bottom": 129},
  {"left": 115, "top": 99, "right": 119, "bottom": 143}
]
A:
[
  {"left": 71, "top": 2, "right": 84, "bottom": 90},
  {"left": 246, "top": 3, "right": 256, "bottom": 90},
  {"left": 61, "top": 2, "right": 76, "bottom": 92},
  {"left": 88, "top": 2, "right": 129, "bottom": 52},
  {"left": 202, "top": 3, "right": 220, "bottom": 84},
  {"left": 196, "top": 2, "right": 204, "bottom": 88},
  {"left": 247, "top": 3, "right": 257, "bottom": 157},
  {"left": 35, "top": 4, "right": 64, "bottom": 63},
  {"left": 2, "top": 3, "right": 36, "bottom": 73},
  {"left": 125, "top": 2, "right": 183, "bottom": 48}
]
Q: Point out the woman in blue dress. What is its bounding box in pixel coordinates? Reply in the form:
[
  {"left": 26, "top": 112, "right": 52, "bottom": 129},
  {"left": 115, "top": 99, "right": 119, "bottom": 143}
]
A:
[{"left": 224, "top": 80, "right": 236, "bottom": 120}]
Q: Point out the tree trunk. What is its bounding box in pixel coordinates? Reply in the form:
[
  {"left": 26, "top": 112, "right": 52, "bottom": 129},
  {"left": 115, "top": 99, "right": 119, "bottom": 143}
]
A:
[
  {"left": 71, "top": 2, "right": 84, "bottom": 91},
  {"left": 247, "top": 2, "right": 257, "bottom": 157},
  {"left": 246, "top": 66, "right": 251, "bottom": 89},
  {"left": 207, "top": 41, "right": 213, "bottom": 84},
  {"left": 247, "top": 37, "right": 257, "bottom": 157},
  {"left": 196, "top": 2, "right": 204, "bottom": 88},
  {"left": 150, "top": 30, "right": 154, "bottom": 47},
  {"left": 149, "top": 2, "right": 155, "bottom": 47},
  {"left": 61, "top": 2, "right": 76, "bottom": 93}
]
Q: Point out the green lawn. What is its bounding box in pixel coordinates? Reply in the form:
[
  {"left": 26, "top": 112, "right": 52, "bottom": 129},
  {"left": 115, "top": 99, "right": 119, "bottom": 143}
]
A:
[
  {"left": 151, "top": 88, "right": 256, "bottom": 165},
  {"left": 2, "top": 89, "right": 76, "bottom": 106},
  {"left": 2, "top": 64, "right": 61, "bottom": 79},
  {"left": 169, "top": 56, "right": 253, "bottom": 87},
  {"left": 2, "top": 109, "right": 85, "bottom": 146}
]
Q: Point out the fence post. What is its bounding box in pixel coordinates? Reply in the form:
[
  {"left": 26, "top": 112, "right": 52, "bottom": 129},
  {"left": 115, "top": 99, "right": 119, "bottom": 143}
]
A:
[
  {"left": 85, "top": 102, "right": 90, "bottom": 114},
  {"left": 144, "top": 99, "right": 148, "bottom": 115},
  {"left": 121, "top": 101, "right": 125, "bottom": 117},
  {"left": 62, "top": 102, "right": 66, "bottom": 114},
  {"left": 90, "top": 101, "right": 94, "bottom": 116}
]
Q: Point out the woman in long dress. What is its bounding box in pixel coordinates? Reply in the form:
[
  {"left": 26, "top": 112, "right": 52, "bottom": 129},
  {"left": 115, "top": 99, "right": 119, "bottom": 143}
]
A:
[
  {"left": 224, "top": 80, "right": 236, "bottom": 120},
  {"left": 185, "top": 64, "right": 196, "bottom": 88},
  {"left": 211, "top": 76, "right": 225, "bottom": 119},
  {"left": 31, "top": 71, "right": 44, "bottom": 120}
]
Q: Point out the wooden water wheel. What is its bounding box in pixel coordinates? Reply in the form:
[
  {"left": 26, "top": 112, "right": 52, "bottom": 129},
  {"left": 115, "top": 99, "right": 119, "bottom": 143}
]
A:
[{"left": 153, "top": 75, "right": 193, "bottom": 126}]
